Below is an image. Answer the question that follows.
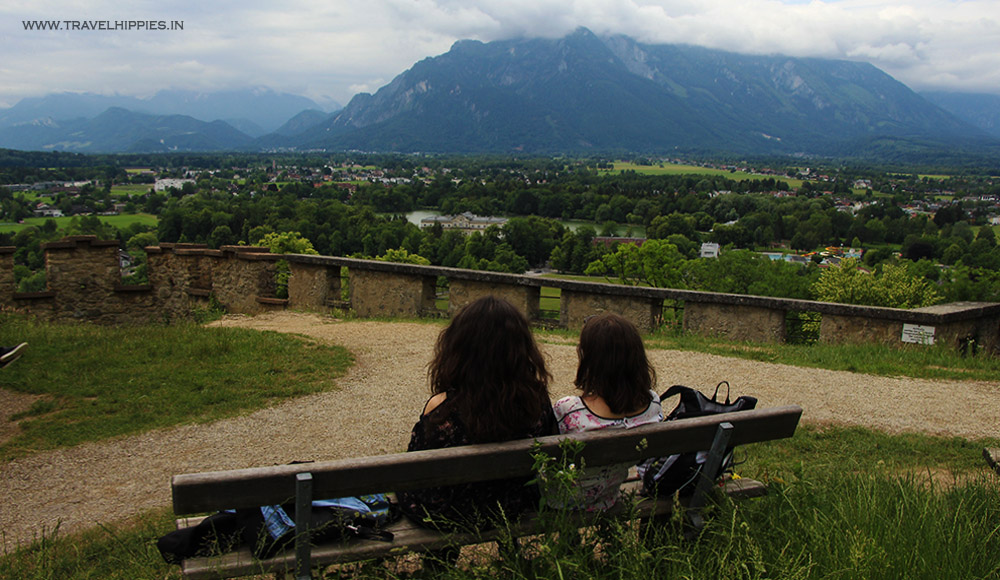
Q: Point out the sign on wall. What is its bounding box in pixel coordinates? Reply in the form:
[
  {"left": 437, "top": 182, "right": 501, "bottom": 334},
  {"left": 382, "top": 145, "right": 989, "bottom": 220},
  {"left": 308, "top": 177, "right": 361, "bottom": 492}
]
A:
[{"left": 901, "top": 323, "right": 935, "bottom": 345}]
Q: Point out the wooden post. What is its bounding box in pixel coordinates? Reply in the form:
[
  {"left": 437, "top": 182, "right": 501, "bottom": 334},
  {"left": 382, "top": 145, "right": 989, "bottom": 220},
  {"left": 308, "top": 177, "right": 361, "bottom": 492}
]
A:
[
  {"left": 295, "top": 472, "right": 314, "bottom": 580},
  {"left": 685, "top": 422, "right": 733, "bottom": 535}
]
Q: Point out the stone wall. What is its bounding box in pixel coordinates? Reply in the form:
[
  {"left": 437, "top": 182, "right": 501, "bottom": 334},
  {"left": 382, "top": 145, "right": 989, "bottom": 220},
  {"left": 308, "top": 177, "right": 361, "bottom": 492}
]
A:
[
  {"left": 288, "top": 261, "right": 342, "bottom": 312},
  {"left": 348, "top": 269, "right": 436, "bottom": 318},
  {"left": 560, "top": 289, "right": 662, "bottom": 331},
  {"left": 684, "top": 302, "right": 787, "bottom": 342},
  {"left": 1, "top": 236, "right": 998, "bottom": 354},
  {"left": 818, "top": 301, "right": 1000, "bottom": 353},
  {"left": 448, "top": 278, "right": 539, "bottom": 319},
  {"left": 13, "top": 236, "right": 161, "bottom": 324},
  {"left": 819, "top": 313, "right": 899, "bottom": 345},
  {"left": 211, "top": 247, "right": 280, "bottom": 315}
]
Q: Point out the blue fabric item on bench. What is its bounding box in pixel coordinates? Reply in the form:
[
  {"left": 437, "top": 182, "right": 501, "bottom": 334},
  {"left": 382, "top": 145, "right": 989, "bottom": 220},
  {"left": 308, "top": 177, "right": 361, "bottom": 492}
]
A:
[
  {"left": 243, "top": 494, "right": 398, "bottom": 559},
  {"left": 158, "top": 494, "right": 399, "bottom": 565},
  {"left": 260, "top": 495, "right": 394, "bottom": 541}
]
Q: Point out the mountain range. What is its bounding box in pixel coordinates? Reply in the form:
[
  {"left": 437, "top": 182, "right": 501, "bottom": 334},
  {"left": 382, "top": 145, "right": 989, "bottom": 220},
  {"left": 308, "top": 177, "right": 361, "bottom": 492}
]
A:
[
  {"left": 2, "top": 28, "right": 1000, "bottom": 162},
  {"left": 0, "top": 87, "right": 332, "bottom": 137},
  {"left": 920, "top": 92, "right": 1000, "bottom": 140}
]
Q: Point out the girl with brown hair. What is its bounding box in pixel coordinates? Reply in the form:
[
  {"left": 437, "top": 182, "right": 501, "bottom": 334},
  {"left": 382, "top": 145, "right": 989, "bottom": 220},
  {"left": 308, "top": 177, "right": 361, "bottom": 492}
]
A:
[
  {"left": 549, "top": 312, "right": 662, "bottom": 511},
  {"left": 398, "top": 296, "right": 557, "bottom": 530}
]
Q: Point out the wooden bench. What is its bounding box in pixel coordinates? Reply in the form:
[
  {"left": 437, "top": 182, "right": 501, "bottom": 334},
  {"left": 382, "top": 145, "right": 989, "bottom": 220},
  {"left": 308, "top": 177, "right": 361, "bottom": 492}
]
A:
[
  {"left": 171, "top": 405, "right": 802, "bottom": 579},
  {"left": 985, "top": 448, "right": 1000, "bottom": 475}
]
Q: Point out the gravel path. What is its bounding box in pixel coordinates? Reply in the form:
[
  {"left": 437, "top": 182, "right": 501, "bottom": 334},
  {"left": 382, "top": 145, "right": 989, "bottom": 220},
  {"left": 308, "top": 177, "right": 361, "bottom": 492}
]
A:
[{"left": 1, "top": 311, "right": 997, "bottom": 553}]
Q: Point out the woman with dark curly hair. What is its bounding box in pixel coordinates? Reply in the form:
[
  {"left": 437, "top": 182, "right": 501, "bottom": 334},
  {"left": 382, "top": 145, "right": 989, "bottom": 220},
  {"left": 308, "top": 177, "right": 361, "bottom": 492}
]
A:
[{"left": 398, "top": 296, "right": 557, "bottom": 531}]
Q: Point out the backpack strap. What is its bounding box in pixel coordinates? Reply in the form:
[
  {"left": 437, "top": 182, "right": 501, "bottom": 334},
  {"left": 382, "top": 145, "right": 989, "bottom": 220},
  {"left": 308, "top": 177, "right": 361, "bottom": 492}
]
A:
[{"left": 712, "top": 381, "right": 732, "bottom": 405}]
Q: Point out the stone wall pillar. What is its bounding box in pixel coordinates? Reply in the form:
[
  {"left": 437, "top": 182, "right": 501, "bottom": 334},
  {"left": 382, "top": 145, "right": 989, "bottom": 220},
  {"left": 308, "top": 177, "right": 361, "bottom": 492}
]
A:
[
  {"left": 146, "top": 244, "right": 214, "bottom": 322},
  {"left": 212, "top": 247, "right": 278, "bottom": 315},
  {"left": 684, "top": 302, "right": 787, "bottom": 342},
  {"left": 561, "top": 290, "right": 662, "bottom": 332},
  {"left": 348, "top": 269, "right": 436, "bottom": 318},
  {"left": 288, "top": 262, "right": 341, "bottom": 311},
  {"left": 934, "top": 317, "right": 1000, "bottom": 353},
  {"left": 448, "top": 279, "right": 540, "bottom": 320},
  {"left": 0, "top": 247, "right": 15, "bottom": 308},
  {"left": 42, "top": 236, "right": 120, "bottom": 321}
]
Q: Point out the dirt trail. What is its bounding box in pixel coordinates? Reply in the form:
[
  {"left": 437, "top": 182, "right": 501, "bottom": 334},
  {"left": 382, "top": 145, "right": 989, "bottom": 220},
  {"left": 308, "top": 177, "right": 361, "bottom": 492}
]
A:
[{"left": 1, "top": 311, "right": 997, "bottom": 553}]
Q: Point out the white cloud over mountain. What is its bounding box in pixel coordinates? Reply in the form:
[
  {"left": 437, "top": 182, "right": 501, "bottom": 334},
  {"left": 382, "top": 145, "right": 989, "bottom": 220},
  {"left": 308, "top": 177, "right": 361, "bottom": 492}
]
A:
[{"left": 2, "top": 0, "right": 999, "bottom": 108}]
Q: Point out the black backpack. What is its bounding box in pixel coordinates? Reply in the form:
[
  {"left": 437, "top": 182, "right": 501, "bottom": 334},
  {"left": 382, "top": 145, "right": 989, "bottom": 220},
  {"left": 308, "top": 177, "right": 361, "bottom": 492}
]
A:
[{"left": 638, "top": 382, "right": 757, "bottom": 498}]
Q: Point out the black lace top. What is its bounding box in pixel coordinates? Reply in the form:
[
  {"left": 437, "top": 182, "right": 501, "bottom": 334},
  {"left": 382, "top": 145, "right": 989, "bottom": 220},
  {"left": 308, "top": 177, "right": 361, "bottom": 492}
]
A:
[{"left": 397, "top": 398, "right": 557, "bottom": 531}]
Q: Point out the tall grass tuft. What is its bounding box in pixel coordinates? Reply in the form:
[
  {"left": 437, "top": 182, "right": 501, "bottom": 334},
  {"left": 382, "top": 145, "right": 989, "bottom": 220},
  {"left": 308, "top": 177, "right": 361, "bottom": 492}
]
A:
[{"left": 0, "top": 510, "right": 179, "bottom": 580}]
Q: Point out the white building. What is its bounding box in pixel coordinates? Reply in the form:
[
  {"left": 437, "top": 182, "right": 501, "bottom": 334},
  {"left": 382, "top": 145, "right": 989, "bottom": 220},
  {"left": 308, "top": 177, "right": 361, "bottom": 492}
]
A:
[
  {"left": 33, "top": 204, "right": 64, "bottom": 218},
  {"left": 420, "top": 212, "right": 507, "bottom": 232},
  {"left": 154, "top": 178, "right": 196, "bottom": 192}
]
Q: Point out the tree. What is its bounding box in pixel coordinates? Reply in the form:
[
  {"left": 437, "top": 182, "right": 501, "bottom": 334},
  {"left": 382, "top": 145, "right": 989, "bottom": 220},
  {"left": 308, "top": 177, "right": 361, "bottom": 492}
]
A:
[
  {"left": 790, "top": 230, "right": 819, "bottom": 252},
  {"left": 255, "top": 231, "right": 319, "bottom": 299},
  {"left": 501, "top": 216, "right": 564, "bottom": 267},
  {"left": 585, "top": 240, "right": 685, "bottom": 288},
  {"left": 210, "top": 226, "right": 235, "bottom": 249},
  {"left": 647, "top": 212, "right": 697, "bottom": 240},
  {"left": 255, "top": 231, "right": 319, "bottom": 255},
  {"left": 810, "top": 258, "right": 941, "bottom": 308},
  {"left": 902, "top": 236, "right": 936, "bottom": 262},
  {"left": 941, "top": 243, "right": 964, "bottom": 265},
  {"left": 376, "top": 248, "right": 431, "bottom": 265},
  {"left": 811, "top": 259, "right": 877, "bottom": 306},
  {"left": 680, "top": 249, "right": 816, "bottom": 299},
  {"left": 550, "top": 226, "right": 601, "bottom": 274}
]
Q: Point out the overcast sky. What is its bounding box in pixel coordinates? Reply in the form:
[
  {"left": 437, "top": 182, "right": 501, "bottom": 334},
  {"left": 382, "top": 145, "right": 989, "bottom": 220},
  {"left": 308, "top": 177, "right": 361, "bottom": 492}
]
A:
[{"left": 2, "top": 0, "right": 999, "bottom": 110}]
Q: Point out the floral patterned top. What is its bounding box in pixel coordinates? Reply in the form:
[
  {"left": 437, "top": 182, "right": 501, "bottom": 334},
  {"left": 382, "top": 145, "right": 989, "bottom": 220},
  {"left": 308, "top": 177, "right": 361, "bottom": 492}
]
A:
[
  {"left": 397, "top": 396, "right": 558, "bottom": 531},
  {"left": 546, "top": 390, "right": 663, "bottom": 511}
]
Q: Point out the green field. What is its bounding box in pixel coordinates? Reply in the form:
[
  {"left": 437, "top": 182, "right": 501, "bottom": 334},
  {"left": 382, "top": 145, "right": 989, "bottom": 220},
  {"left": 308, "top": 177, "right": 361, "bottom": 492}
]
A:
[
  {"left": 0, "top": 213, "right": 158, "bottom": 234},
  {"left": 603, "top": 161, "right": 805, "bottom": 189},
  {"left": 110, "top": 184, "right": 154, "bottom": 196}
]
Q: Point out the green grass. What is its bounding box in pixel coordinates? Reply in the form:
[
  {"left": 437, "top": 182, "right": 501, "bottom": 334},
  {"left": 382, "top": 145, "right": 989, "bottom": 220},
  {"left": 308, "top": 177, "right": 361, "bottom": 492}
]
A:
[
  {"left": 109, "top": 184, "right": 153, "bottom": 196},
  {"left": 643, "top": 332, "right": 1000, "bottom": 382},
  {"left": 2, "top": 424, "right": 996, "bottom": 579},
  {"left": 601, "top": 161, "right": 804, "bottom": 189},
  {"left": 0, "top": 509, "right": 179, "bottom": 579},
  {"left": 0, "top": 213, "right": 158, "bottom": 234},
  {"left": 1, "top": 316, "right": 998, "bottom": 579},
  {"left": 0, "top": 314, "right": 352, "bottom": 461}
]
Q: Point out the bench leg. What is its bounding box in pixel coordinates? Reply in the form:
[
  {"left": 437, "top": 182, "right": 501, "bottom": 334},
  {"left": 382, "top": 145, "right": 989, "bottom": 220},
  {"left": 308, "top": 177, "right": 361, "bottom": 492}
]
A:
[
  {"left": 295, "top": 472, "right": 314, "bottom": 580},
  {"left": 684, "top": 422, "right": 733, "bottom": 537}
]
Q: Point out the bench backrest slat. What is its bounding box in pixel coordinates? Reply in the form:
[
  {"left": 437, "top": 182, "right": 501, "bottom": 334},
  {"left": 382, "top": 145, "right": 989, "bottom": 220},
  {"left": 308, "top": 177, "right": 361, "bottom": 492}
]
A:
[{"left": 173, "top": 405, "right": 801, "bottom": 514}]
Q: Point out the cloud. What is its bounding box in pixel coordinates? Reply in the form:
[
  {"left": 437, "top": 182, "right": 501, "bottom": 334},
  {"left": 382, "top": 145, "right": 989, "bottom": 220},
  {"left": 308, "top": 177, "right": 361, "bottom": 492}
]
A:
[{"left": 2, "top": 0, "right": 1000, "bottom": 110}]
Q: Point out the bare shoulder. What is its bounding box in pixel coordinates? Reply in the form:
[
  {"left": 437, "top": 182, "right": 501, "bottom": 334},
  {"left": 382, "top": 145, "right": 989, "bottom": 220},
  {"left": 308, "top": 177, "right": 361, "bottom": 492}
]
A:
[{"left": 422, "top": 392, "right": 448, "bottom": 415}]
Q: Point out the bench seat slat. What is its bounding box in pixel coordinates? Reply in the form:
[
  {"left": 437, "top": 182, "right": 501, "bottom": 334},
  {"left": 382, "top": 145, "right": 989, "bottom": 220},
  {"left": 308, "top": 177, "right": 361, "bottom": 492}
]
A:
[
  {"left": 179, "top": 479, "right": 767, "bottom": 580},
  {"left": 173, "top": 406, "right": 801, "bottom": 514}
]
